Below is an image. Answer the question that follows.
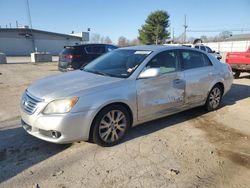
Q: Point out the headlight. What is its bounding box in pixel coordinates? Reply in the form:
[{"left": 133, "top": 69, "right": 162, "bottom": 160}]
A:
[{"left": 43, "top": 97, "right": 78, "bottom": 114}]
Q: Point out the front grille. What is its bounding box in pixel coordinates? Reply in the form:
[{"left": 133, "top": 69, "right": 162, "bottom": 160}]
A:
[{"left": 22, "top": 91, "right": 43, "bottom": 114}]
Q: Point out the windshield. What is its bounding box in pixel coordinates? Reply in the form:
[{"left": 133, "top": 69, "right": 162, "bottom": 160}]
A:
[{"left": 82, "top": 49, "right": 151, "bottom": 78}]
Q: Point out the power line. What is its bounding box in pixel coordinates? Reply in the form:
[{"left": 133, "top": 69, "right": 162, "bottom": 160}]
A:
[{"left": 187, "top": 28, "right": 250, "bottom": 33}]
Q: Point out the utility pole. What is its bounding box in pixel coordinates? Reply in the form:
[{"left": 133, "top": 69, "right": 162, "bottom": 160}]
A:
[
  {"left": 172, "top": 28, "right": 175, "bottom": 43},
  {"left": 26, "top": 0, "right": 36, "bottom": 52},
  {"left": 16, "top": 21, "right": 19, "bottom": 28},
  {"left": 183, "top": 15, "right": 188, "bottom": 43}
]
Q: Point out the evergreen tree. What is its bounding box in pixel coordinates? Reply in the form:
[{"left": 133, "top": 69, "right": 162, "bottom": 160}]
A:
[{"left": 139, "top": 10, "right": 170, "bottom": 44}]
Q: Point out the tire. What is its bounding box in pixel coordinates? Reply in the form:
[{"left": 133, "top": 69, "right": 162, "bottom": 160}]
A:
[
  {"left": 92, "top": 105, "right": 131, "bottom": 147},
  {"left": 205, "top": 85, "right": 223, "bottom": 111},
  {"left": 233, "top": 71, "right": 240, "bottom": 79}
]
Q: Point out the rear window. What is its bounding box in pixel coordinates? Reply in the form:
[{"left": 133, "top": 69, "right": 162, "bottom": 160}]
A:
[
  {"left": 61, "top": 47, "right": 82, "bottom": 55},
  {"left": 85, "top": 46, "right": 106, "bottom": 54}
]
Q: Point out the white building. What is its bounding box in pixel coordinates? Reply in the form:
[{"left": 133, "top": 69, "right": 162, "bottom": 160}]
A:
[{"left": 0, "top": 28, "right": 84, "bottom": 56}]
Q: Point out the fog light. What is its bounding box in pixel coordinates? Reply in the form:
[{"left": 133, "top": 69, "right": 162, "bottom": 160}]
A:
[{"left": 51, "top": 131, "right": 61, "bottom": 138}]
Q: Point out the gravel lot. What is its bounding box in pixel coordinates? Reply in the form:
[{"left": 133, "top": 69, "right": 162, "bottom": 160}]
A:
[{"left": 0, "top": 60, "right": 250, "bottom": 188}]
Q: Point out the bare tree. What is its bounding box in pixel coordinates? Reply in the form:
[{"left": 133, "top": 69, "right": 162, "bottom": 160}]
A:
[
  {"left": 104, "top": 36, "right": 112, "bottom": 44},
  {"left": 129, "top": 38, "right": 140, "bottom": 46},
  {"left": 219, "top": 31, "right": 233, "bottom": 40},
  {"left": 117, "top": 36, "right": 129, "bottom": 47},
  {"left": 90, "top": 33, "right": 101, "bottom": 43},
  {"left": 200, "top": 35, "right": 208, "bottom": 42}
]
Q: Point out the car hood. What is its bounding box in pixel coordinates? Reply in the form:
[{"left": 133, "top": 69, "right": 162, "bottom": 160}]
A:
[{"left": 27, "top": 70, "right": 123, "bottom": 101}]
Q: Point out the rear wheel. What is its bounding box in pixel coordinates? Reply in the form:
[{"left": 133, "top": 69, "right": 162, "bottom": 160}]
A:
[
  {"left": 233, "top": 70, "right": 240, "bottom": 79},
  {"left": 92, "top": 105, "right": 130, "bottom": 147},
  {"left": 205, "top": 85, "right": 223, "bottom": 111}
]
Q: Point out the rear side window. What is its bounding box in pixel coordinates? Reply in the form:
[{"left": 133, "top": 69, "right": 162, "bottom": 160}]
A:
[
  {"left": 200, "top": 46, "right": 206, "bottom": 51},
  {"left": 181, "top": 50, "right": 212, "bottom": 70},
  {"left": 61, "top": 47, "right": 82, "bottom": 55},
  {"left": 85, "top": 46, "right": 105, "bottom": 54},
  {"left": 205, "top": 46, "right": 213, "bottom": 53}
]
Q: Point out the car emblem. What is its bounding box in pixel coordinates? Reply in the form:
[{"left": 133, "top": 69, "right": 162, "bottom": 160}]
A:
[{"left": 22, "top": 97, "right": 28, "bottom": 107}]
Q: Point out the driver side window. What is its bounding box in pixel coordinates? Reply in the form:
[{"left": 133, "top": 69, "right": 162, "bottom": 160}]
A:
[{"left": 146, "top": 51, "right": 179, "bottom": 74}]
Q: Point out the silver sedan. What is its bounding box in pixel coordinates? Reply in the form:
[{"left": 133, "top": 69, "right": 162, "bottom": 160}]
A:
[{"left": 20, "top": 45, "right": 233, "bottom": 146}]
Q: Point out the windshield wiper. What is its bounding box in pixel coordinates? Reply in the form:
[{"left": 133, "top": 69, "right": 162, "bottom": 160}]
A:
[{"left": 82, "top": 68, "right": 109, "bottom": 76}]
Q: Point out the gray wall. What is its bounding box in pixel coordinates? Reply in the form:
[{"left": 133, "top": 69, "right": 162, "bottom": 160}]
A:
[{"left": 0, "top": 29, "right": 82, "bottom": 56}]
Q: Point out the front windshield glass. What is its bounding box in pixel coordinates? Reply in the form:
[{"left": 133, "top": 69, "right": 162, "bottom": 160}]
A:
[{"left": 82, "top": 49, "right": 151, "bottom": 78}]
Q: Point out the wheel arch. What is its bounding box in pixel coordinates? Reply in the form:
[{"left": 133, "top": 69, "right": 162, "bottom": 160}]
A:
[
  {"left": 208, "top": 80, "right": 225, "bottom": 96},
  {"left": 88, "top": 102, "right": 134, "bottom": 141}
]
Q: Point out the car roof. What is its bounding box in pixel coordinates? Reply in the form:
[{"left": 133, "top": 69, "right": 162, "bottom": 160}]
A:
[
  {"left": 65, "top": 43, "right": 117, "bottom": 48},
  {"left": 120, "top": 45, "right": 197, "bottom": 52}
]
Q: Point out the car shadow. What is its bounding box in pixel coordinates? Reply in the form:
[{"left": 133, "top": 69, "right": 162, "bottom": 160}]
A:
[
  {"left": 0, "top": 119, "right": 71, "bottom": 183},
  {"left": 125, "top": 83, "right": 250, "bottom": 142},
  {"left": 237, "top": 75, "right": 250, "bottom": 79}
]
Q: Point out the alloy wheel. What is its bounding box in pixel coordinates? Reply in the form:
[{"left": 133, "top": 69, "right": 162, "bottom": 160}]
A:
[
  {"left": 209, "top": 87, "right": 221, "bottom": 109},
  {"left": 98, "top": 110, "right": 127, "bottom": 143}
]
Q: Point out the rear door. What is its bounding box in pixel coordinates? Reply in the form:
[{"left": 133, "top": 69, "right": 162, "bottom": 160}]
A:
[{"left": 180, "top": 50, "right": 214, "bottom": 105}]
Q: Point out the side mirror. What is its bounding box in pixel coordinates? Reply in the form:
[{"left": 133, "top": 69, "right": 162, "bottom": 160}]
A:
[
  {"left": 212, "top": 50, "right": 216, "bottom": 53},
  {"left": 138, "top": 68, "right": 160, "bottom": 79}
]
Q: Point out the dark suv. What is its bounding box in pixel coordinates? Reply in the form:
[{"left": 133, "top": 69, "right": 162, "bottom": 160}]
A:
[{"left": 58, "top": 44, "right": 117, "bottom": 71}]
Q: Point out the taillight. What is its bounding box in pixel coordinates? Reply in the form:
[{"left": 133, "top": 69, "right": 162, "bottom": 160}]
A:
[
  {"left": 63, "top": 54, "right": 80, "bottom": 59},
  {"left": 64, "top": 54, "right": 73, "bottom": 59}
]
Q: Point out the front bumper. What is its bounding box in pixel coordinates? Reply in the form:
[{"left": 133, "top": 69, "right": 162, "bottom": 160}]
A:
[{"left": 20, "top": 107, "right": 95, "bottom": 144}]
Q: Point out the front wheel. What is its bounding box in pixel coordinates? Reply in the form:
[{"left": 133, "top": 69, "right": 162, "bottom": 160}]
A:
[
  {"left": 205, "top": 85, "right": 223, "bottom": 111},
  {"left": 92, "top": 105, "right": 130, "bottom": 147}
]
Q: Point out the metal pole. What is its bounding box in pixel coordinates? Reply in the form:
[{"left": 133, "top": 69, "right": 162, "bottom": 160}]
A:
[
  {"left": 183, "top": 15, "right": 188, "bottom": 43},
  {"left": 26, "top": 0, "right": 36, "bottom": 52}
]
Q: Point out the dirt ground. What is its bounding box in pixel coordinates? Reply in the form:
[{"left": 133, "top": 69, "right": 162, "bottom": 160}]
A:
[{"left": 0, "top": 60, "right": 250, "bottom": 188}]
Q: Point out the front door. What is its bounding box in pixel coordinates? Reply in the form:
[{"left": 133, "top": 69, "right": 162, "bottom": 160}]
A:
[{"left": 136, "top": 50, "right": 185, "bottom": 121}]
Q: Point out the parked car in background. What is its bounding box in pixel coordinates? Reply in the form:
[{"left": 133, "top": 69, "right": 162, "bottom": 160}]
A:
[
  {"left": 226, "top": 46, "right": 250, "bottom": 78},
  {"left": 21, "top": 45, "right": 233, "bottom": 146},
  {"left": 194, "top": 44, "right": 222, "bottom": 60},
  {"left": 58, "top": 44, "right": 117, "bottom": 71}
]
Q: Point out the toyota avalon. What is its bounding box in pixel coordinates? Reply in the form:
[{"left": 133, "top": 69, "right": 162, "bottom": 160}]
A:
[{"left": 20, "top": 45, "right": 233, "bottom": 146}]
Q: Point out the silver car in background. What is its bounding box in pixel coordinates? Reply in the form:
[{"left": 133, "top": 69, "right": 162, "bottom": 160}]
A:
[{"left": 20, "top": 46, "right": 233, "bottom": 146}]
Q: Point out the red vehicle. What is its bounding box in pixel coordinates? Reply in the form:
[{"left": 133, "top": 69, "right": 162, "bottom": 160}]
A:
[{"left": 226, "top": 46, "right": 250, "bottom": 78}]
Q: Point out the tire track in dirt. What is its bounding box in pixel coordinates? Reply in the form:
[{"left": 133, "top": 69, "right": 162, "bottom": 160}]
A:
[{"left": 192, "top": 116, "right": 250, "bottom": 169}]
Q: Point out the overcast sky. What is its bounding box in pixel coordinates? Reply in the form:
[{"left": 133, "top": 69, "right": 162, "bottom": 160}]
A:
[{"left": 0, "top": 0, "right": 250, "bottom": 42}]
